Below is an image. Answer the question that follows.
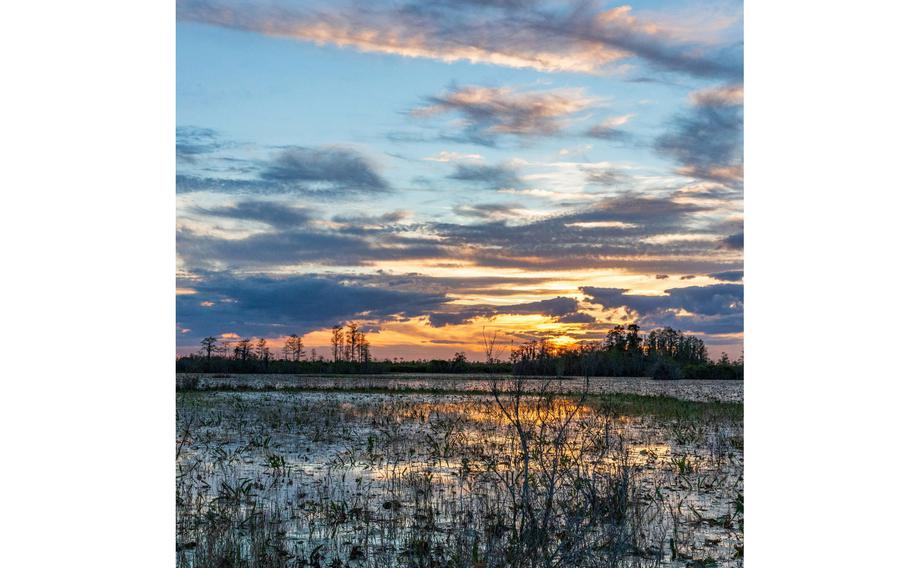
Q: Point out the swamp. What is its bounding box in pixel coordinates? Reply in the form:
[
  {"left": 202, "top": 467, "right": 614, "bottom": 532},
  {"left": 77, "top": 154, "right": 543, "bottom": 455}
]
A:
[{"left": 176, "top": 375, "right": 743, "bottom": 567}]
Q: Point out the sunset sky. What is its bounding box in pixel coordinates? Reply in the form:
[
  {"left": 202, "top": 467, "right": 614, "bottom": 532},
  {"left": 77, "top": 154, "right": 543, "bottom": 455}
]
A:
[{"left": 176, "top": 0, "right": 744, "bottom": 360}]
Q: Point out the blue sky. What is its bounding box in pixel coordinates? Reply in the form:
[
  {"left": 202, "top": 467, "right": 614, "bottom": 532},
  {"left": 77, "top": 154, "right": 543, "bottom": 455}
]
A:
[{"left": 176, "top": 0, "right": 744, "bottom": 359}]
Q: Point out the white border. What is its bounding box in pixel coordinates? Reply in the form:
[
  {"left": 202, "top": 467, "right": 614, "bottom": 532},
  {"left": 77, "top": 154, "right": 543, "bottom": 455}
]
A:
[
  {"left": 748, "top": 1, "right": 910, "bottom": 564},
  {"left": 3, "top": 2, "right": 174, "bottom": 565},
  {"left": 3, "top": 1, "right": 909, "bottom": 565}
]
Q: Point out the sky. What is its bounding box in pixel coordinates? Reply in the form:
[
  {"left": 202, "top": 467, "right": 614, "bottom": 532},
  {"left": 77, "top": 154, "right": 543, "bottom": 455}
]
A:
[{"left": 176, "top": 0, "right": 744, "bottom": 360}]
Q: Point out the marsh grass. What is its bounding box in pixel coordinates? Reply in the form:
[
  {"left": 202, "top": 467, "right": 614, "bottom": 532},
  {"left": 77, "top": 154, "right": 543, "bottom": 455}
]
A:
[{"left": 176, "top": 385, "right": 743, "bottom": 567}]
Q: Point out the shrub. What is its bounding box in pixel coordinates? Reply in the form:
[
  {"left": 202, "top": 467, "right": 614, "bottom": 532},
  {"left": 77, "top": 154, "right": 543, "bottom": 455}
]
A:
[{"left": 650, "top": 358, "right": 682, "bottom": 380}]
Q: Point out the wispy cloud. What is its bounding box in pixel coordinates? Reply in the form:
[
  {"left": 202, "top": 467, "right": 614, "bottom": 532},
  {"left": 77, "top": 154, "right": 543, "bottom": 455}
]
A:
[
  {"left": 176, "top": 126, "right": 223, "bottom": 163},
  {"left": 177, "top": 194, "right": 739, "bottom": 274},
  {"left": 585, "top": 114, "right": 634, "bottom": 140},
  {"left": 177, "top": 1, "right": 741, "bottom": 79},
  {"left": 453, "top": 202, "right": 528, "bottom": 220},
  {"left": 655, "top": 83, "right": 743, "bottom": 185},
  {"left": 413, "top": 85, "right": 597, "bottom": 145},
  {"left": 176, "top": 139, "right": 390, "bottom": 196},
  {"left": 190, "top": 200, "right": 314, "bottom": 228},
  {"left": 447, "top": 162, "right": 524, "bottom": 190}
]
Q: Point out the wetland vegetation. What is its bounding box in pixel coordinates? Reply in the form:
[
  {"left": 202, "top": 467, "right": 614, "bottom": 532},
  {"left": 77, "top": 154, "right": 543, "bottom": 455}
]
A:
[{"left": 176, "top": 376, "right": 743, "bottom": 567}]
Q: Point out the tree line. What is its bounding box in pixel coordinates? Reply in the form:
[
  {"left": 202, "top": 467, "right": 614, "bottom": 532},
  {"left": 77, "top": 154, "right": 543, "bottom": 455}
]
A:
[
  {"left": 177, "top": 324, "right": 742, "bottom": 380},
  {"left": 510, "top": 325, "right": 742, "bottom": 380}
]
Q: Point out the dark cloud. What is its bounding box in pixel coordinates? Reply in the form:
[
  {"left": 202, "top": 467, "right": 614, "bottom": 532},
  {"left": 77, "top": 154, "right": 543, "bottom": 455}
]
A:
[
  {"left": 189, "top": 200, "right": 313, "bottom": 229},
  {"left": 582, "top": 283, "right": 743, "bottom": 334},
  {"left": 332, "top": 210, "right": 409, "bottom": 225},
  {"left": 261, "top": 146, "right": 389, "bottom": 192},
  {"left": 177, "top": 225, "right": 447, "bottom": 270},
  {"left": 425, "top": 195, "right": 739, "bottom": 272},
  {"left": 435, "top": 195, "right": 707, "bottom": 249},
  {"left": 504, "top": 296, "right": 579, "bottom": 316},
  {"left": 655, "top": 274, "right": 669, "bottom": 280},
  {"left": 709, "top": 269, "right": 743, "bottom": 282},
  {"left": 178, "top": 192, "right": 738, "bottom": 275},
  {"left": 176, "top": 144, "right": 390, "bottom": 196},
  {"left": 448, "top": 163, "right": 523, "bottom": 189},
  {"left": 557, "top": 312, "right": 597, "bottom": 324},
  {"left": 655, "top": 85, "right": 743, "bottom": 185},
  {"left": 721, "top": 232, "right": 744, "bottom": 250},
  {"left": 177, "top": 273, "right": 448, "bottom": 344}
]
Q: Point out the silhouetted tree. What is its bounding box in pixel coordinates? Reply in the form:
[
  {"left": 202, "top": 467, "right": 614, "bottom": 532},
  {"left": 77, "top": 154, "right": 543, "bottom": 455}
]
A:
[
  {"left": 356, "top": 331, "right": 370, "bottom": 364},
  {"left": 346, "top": 323, "right": 360, "bottom": 363},
  {"left": 200, "top": 336, "right": 217, "bottom": 360},
  {"left": 284, "top": 334, "right": 304, "bottom": 361},
  {"left": 255, "top": 338, "right": 270, "bottom": 367},
  {"left": 233, "top": 338, "right": 252, "bottom": 362},
  {"left": 330, "top": 325, "right": 344, "bottom": 363}
]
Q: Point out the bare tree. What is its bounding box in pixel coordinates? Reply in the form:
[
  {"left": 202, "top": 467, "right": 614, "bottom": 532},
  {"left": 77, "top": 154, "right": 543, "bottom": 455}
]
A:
[
  {"left": 200, "top": 336, "right": 217, "bottom": 360},
  {"left": 330, "top": 325, "right": 344, "bottom": 363},
  {"left": 255, "top": 338, "right": 266, "bottom": 359},
  {"left": 356, "top": 331, "right": 370, "bottom": 364},
  {"left": 283, "top": 334, "right": 303, "bottom": 361},
  {"left": 233, "top": 338, "right": 252, "bottom": 362},
  {"left": 346, "top": 323, "right": 360, "bottom": 363}
]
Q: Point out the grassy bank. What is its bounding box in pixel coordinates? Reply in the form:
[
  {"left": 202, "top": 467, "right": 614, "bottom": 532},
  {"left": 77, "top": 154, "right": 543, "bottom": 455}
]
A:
[{"left": 177, "top": 385, "right": 742, "bottom": 420}]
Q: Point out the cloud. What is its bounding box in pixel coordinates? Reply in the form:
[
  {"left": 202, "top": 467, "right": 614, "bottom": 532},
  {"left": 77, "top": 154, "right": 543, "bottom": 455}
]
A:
[
  {"left": 453, "top": 202, "right": 527, "bottom": 219},
  {"left": 177, "top": 272, "right": 449, "bottom": 343},
  {"left": 176, "top": 144, "right": 390, "bottom": 196},
  {"left": 585, "top": 114, "right": 633, "bottom": 140},
  {"left": 427, "top": 296, "right": 580, "bottom": 327},
  {"left": 448, "top": 162, "right": 523, "bottom": 189},
  {"left": 177, "top": 1, "right": 741, "bottom": 80},
  {"left": 413, "top": 85, "right": 597, "bottom": 144},
  {"left": 557, "top": 312, "right": 597, "bottom": 324},
  {"left": 176, "top": 126, "right": 223, "bottom": 163},
  {"left": 190, "top": 200, "right": 313, "bottom": 228},
  {"left": 709, "top": 269, "right": 743, "bottom": 282},
  {"left": 721, "top": 232, "right": 744, "bottom": 250},
  {"left": 691, "top": 83, "right": 744, "bottom": 106},
  {"left": 582, "top": 283, "right": 743, "bottom": 334},
  {"left": 422, "top": 151, "right": 484, "bottom": 163},
  {"left": 179, "top": 191, "right": 738, "bottom": 275},
  {"left": 178, "top": 224, "right": 451, "bottom": 270},
  {"left": 332, "top": 210, "right": 410, "bottom": 225},
  {"left": 583, "top": 167, "right": 626, "bottom": 187},
  {"left": 655, "top": 83, "right": 743, "bottom": 185},
  {"left": 427, "top": 194, "right": 740, "bottom": 272},
  {"left": 261, "top": 146, "right": 389, "bottom": 192}
]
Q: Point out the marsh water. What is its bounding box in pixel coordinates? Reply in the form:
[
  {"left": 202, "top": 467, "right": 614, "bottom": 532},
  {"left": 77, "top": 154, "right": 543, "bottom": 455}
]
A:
[
  {"left": 186, "top": 373, "right": 743, "bottom": 403},
  {"left": 177, "top": 377, "right": 743, "bottom": 567}
]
